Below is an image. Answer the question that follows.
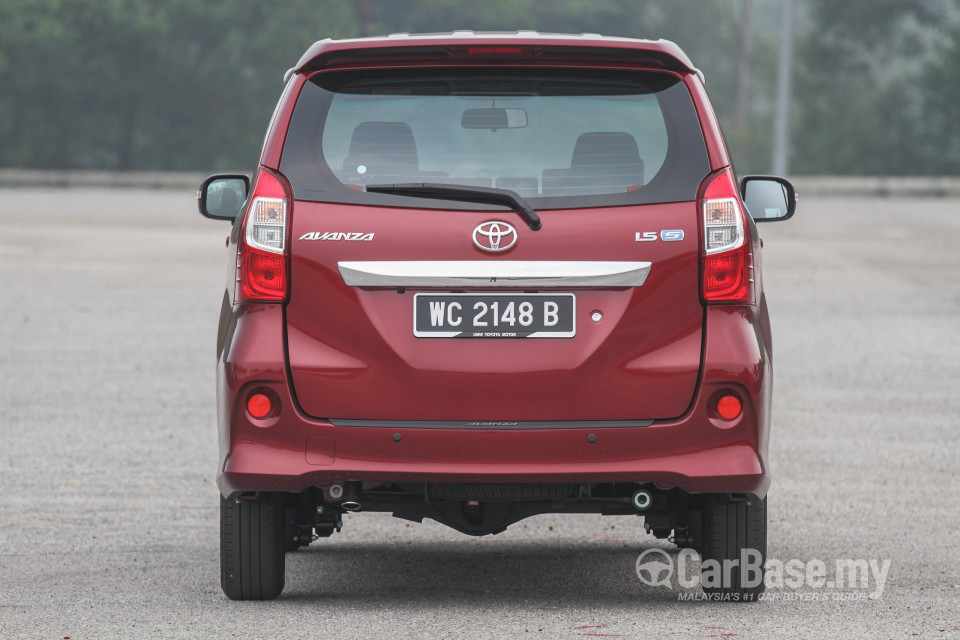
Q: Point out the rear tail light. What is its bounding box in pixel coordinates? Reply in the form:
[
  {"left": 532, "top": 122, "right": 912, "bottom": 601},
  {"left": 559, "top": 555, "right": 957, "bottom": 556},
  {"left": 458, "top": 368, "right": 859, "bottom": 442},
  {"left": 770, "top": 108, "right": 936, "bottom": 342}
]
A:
[
  {"left": 700, "top": 168, "right": 754, "bottom": 304},
  {"left": 237, "top": 169, "right": 290, "bottom": 303}
]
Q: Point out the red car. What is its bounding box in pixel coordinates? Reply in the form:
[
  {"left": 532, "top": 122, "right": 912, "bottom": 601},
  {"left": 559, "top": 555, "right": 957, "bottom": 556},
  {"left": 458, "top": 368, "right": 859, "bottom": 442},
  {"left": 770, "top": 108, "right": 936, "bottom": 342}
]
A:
[{"left": 199, "top": 32, "right": 796, "bottom": 600}]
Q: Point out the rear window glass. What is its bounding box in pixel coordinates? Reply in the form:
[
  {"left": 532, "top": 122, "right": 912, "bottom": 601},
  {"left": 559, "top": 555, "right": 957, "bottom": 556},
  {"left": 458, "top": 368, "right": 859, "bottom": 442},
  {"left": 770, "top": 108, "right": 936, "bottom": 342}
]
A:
[{"left": 280, "top": 68, "right": 710, "bottom": 210}]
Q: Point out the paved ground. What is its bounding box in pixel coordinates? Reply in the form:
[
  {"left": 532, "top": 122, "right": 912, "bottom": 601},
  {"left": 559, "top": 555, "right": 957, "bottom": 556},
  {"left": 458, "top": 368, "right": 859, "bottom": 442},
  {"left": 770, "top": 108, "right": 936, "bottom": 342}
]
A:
[{"left": 0, "top": 188, "right": 958, "bottom": 638}]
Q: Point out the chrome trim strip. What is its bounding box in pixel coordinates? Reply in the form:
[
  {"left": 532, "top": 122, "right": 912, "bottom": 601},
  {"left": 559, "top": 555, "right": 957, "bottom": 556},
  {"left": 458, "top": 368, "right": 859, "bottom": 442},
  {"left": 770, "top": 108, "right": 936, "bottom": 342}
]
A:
[
  {"left": 329, "top": 419, "right": 655, "bottom": 430},
  {"left": 338, "top": 261, "right": 652, "bottom": 288}
]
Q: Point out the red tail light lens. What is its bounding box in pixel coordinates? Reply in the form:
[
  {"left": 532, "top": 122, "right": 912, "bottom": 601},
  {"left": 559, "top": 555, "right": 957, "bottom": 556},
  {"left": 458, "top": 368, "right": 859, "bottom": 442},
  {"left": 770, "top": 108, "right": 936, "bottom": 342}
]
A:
[
  {"left": 700, "top": 168, "right": 754, "bottom": 304},
  {"left": 703, "top": 251, "right": 749, "bottom": 300},
  {"left": 240, "top": 251, "right": 286, "bottom": 301},
  {"left": 237, "top": 169, "right": 290, "bottom": 303}
]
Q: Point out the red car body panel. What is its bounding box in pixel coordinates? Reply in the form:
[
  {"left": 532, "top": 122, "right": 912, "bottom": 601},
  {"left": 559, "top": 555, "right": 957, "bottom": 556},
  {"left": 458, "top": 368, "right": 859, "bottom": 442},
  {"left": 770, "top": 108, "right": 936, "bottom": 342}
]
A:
[
  {"left": 217, "top": 302, "right": 769, "bottom": 497},
  {"left": 285, "top": 201, "right": 703, "bottom": 421}
]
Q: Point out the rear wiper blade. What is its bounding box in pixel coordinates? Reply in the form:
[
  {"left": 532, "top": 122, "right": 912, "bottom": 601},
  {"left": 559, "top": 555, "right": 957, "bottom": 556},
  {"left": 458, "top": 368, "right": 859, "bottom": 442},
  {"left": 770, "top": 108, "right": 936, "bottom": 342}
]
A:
[{"left": 365, "top": 183, "right": 542, "bottom": 231}]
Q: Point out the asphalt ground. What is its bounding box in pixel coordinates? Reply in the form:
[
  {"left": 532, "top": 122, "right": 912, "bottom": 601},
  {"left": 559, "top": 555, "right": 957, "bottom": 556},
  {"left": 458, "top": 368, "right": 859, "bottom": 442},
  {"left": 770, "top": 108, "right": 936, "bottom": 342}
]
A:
[{"left": 0, "top": 188, "right": 958, "bottom": 638}]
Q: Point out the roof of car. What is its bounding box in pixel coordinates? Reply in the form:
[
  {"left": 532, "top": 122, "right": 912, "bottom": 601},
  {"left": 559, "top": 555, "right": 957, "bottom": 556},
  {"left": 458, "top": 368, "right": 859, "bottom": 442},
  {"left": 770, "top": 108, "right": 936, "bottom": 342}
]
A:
[{"left": 291, "top": 31, "right": 700, "bottom": 78}]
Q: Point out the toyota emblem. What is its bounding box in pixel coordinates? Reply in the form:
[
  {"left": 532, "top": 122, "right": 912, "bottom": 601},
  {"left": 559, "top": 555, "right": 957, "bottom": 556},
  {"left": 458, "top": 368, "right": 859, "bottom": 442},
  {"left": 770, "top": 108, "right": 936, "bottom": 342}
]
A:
[{"left": 473, "top": 221, "right": 518, "bottom": 252}]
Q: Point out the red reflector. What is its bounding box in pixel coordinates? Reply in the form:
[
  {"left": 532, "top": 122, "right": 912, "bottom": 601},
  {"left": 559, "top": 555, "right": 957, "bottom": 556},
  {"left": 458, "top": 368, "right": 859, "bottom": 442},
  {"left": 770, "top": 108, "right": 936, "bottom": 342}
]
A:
[
  {"left": 716, "top": 395, "right": 742, "bottom": 420},
  {"left": 247, "top": 393, "right": 272, "bottom": 419}
]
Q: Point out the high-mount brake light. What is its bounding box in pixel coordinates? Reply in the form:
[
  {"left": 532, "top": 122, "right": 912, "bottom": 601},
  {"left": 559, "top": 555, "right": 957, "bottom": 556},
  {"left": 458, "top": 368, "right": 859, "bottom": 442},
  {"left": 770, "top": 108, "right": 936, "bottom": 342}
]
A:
[
  {"left": 448, "top": 46, "right": 542, "bottom": 56},
  {"left": 238, "top": 169, "right": 290, "bottom": 303},
  {"left": 700, "top": 168, "right": 754, "bottom": 304}
]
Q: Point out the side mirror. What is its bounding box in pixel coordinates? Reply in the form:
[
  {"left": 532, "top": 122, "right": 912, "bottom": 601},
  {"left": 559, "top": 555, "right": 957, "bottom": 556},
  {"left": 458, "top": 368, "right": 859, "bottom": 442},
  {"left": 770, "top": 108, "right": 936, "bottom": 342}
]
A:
[
  {"left": 740, "top": 176, "right": 797, "bottom": 222},
  {"left": 198, "top": 174, "right": 249, "bottom": 221}
]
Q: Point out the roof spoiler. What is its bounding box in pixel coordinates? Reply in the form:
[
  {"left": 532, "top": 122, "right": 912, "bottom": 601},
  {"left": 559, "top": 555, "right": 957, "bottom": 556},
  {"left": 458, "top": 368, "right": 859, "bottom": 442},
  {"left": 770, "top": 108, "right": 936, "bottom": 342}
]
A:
[{"left": 288, "top": 33, "right": 700, "bottom": 79}]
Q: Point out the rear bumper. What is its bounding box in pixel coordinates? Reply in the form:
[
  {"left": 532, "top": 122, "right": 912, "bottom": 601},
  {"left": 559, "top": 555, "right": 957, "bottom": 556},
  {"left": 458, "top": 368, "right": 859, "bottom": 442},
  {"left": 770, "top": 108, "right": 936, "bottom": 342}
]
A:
[
  {"left": 219, "top": 435, "right": 767, "bottom": 497},
  {"left": 216, "top": 304, "right": 772, "bottom": 499}
]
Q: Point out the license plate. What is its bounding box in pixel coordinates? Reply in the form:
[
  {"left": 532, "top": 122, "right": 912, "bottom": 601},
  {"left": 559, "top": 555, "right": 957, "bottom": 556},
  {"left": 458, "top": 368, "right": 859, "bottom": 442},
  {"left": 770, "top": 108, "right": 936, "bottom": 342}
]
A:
[{"left": 414, "top": 293, "right": 576, "bottom": 338}]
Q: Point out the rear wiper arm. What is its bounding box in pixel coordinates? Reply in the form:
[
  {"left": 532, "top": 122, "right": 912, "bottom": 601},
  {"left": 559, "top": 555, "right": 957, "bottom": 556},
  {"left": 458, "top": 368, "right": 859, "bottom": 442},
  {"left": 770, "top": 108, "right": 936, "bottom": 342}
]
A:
[{"left": 365, "top": 183, "right": 542, "bottom": 231}]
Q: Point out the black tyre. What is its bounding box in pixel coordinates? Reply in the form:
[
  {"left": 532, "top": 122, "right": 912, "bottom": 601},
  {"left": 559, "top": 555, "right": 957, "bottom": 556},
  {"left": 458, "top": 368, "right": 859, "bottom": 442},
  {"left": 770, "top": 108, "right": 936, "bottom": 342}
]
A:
[
  {"left": 220, "top": 494, "right": 285, "bottom": 600},
  {"left": 700, "top": 495, "right": 767, "bottom": 600}
]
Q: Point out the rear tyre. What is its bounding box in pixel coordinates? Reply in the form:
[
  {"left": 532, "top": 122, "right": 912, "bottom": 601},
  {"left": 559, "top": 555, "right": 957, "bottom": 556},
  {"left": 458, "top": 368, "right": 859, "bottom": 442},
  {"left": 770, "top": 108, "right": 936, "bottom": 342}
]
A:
[
  {"left": 700, "top": 495, "right": 767, "bottom": 600},
  {"left": 220, "top": 494, "right": 285, "bottom": 600}
]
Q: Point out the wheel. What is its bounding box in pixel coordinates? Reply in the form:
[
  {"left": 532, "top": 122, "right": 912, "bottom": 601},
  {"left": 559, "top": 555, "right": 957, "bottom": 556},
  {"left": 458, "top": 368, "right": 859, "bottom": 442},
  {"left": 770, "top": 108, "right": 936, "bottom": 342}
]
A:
[
  {"left": 220, "top": 494, "right": 285, "bottom": 600},
  {"left": 700, "top": 495, "right": 767, "bottom": 600}
]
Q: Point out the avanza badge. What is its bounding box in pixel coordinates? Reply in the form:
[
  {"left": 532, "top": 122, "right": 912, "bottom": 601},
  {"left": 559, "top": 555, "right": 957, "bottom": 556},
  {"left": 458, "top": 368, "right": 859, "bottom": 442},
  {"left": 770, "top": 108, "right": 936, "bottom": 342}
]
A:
[{"left": 299, "top": 232, "right": 374, "bottom": 241}]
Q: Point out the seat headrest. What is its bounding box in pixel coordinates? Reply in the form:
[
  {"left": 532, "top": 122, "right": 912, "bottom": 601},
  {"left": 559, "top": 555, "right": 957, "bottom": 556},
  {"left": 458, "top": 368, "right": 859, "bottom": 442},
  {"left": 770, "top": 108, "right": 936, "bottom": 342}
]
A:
[
  {"left": 570, "top": 132, "right": 641, "bottom": 168},
  {"left": 347, "top": 121, "right": 419, "bottom": 168}
]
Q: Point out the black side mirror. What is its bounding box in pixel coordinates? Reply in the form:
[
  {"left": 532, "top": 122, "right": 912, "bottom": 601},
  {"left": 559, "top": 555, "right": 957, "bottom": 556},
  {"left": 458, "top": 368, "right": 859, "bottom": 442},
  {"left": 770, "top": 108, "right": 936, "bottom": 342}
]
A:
[
  {"left": 740, "top": 176, "right": 797, "bottom": 222},
  {"left": 198, "top": 174, "right": 250, "bottom": 221}
]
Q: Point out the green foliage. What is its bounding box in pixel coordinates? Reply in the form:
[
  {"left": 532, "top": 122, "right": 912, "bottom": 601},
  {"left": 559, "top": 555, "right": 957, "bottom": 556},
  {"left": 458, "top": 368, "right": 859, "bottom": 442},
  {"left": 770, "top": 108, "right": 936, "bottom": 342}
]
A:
[
  {"left": 2, "top": 0, "right": 957, "bottom": 174},
  {"left": 0, "top": 0, "right": 358, "bottom": 170},
  {"left": 919, "top": 18, "right": 960, "bottom": 174},
  {"left": 793, "top": 0, "right": 958, "bottom": 175}
]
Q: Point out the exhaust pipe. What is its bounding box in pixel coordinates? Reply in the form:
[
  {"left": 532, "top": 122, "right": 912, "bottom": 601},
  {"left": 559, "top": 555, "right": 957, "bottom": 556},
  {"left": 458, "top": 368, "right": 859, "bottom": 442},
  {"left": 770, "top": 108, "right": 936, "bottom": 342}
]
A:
[
  {"left": 341, "top": 481, "right": 362, "bottom": 512},
  {"left": 632, "top": 489, "right": 652, "bottom": 511}
]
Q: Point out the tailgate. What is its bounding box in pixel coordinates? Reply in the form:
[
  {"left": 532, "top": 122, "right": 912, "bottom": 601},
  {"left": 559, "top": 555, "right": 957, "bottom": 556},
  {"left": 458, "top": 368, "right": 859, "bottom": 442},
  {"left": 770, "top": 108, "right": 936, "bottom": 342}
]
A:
[{"left": 285, "top": 201, "right": 702, "bottom": 422}]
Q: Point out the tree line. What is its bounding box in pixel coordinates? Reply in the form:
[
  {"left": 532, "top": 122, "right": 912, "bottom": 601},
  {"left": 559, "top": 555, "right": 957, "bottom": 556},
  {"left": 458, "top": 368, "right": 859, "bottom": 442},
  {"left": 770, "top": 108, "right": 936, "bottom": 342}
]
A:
[{"left": 1, "top": 0, "right": 957, "bottom": 176}]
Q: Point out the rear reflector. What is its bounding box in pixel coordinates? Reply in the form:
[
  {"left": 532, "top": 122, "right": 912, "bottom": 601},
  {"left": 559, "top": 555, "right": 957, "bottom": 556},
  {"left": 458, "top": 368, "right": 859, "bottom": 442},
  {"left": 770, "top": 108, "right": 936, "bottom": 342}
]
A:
[
  {"left": 247, "top": 393, "right": 272, "bottom": 419},
  {"left": 716, "top": 394, "right": 742, "bottom": 420}
]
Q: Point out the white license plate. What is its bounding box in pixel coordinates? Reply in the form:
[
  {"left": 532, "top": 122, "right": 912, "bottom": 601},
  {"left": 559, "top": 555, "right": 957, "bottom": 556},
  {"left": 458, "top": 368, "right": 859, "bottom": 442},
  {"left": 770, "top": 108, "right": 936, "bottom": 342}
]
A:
[{"left": 413, "top": 293, "right": 576, "bottom": 338}]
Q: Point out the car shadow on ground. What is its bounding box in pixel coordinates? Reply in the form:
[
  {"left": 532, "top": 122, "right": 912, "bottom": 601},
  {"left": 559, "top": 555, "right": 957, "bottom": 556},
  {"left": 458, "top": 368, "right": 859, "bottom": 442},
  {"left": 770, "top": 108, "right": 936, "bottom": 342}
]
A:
[{"left": 280, "top": 538, "right": 686, "bottom": 606}]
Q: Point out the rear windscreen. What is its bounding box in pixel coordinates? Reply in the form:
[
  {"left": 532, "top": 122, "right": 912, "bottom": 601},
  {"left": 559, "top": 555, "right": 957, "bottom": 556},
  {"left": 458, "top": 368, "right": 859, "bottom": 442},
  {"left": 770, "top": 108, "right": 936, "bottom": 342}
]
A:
[{"left": 280, "top": 68, "right": 710, "bottom": 210}]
